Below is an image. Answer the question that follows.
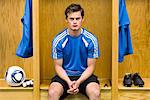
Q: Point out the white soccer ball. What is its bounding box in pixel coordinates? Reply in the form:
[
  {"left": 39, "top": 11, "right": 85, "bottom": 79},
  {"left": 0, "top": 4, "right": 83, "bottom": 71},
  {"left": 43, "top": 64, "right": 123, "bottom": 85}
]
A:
[{"left": 4, "top": 66, "right": 26, "bottom": 86}]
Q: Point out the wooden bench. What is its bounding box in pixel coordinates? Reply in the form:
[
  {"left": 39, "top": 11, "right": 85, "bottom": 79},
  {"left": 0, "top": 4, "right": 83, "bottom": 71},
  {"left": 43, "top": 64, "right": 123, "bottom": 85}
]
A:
[
  {"left": 0, "top": 79, "right": 33, "bottom": 100},
  {"left": 40, "top": 79, "right": 111, "bottom": 100},
  {"left": 0, "top": 79, "right": 111, "bottom": 100}
]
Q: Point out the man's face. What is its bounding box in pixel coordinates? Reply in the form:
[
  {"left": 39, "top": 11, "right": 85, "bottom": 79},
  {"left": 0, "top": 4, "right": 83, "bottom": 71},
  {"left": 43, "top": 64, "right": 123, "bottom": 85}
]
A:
[{"left": 66, "top": 11, "right": 84, "bottom": 31}]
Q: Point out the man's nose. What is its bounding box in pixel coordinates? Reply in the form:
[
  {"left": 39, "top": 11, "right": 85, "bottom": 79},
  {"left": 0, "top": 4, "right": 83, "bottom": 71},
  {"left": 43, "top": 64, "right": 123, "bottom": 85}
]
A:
[{"left": 73, "top": 19, "right": 77, "bottom": 23}]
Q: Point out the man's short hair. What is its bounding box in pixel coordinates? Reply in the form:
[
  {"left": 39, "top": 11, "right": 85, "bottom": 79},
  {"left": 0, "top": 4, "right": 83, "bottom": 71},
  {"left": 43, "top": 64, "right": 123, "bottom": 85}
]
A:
[{"left": 65, "top": 3, "right": 84, "bottom": 19}]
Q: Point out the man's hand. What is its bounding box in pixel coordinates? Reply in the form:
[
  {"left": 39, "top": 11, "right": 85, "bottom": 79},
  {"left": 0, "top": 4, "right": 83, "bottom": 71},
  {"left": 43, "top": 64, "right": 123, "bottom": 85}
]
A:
[
  {"left": 67, "top": 81, "right": 75, "bottom": 94},
  {"left": 67, "top": 88, "right": 79, "bottom": 95},
  {"left": 67, "top": 81, "right": 80, "bottom": 94},
  {"left": 73, "top": 81, "right": 80, "bottom": 90}
]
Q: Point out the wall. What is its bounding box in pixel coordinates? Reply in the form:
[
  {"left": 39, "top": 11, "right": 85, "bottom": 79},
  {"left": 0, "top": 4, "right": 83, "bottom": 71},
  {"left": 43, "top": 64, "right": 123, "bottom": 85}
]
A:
[
  {"left": 0, "top": 0, "right": 33, "bottom": 79},
  {"left": 119, "top": 0, "right": 150, "bottom": 78},
  {"left": 39, "top": 0, "right": 112, "bottom": 82}
]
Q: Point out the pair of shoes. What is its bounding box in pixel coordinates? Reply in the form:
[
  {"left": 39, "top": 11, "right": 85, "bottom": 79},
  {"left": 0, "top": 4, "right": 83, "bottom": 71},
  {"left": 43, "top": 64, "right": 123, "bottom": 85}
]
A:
[{"left": 123, "top": 73, "right": 144, "bottom": 87}]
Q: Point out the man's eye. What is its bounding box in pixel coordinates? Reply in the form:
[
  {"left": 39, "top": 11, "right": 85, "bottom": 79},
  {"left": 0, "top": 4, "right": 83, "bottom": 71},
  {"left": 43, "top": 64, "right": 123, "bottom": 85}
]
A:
[
  {"left": 76, "top": 18, "right": 80, "bottom": 20},
  {"left": 70, "top": 18, "right": 74, "bottom": 20}
]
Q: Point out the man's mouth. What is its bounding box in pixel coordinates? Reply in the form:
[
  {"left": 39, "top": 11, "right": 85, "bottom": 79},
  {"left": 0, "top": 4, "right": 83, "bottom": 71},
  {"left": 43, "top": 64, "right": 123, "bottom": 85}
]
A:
[{"left": 73, "top": 25, "right": 77, "bottom": 27}]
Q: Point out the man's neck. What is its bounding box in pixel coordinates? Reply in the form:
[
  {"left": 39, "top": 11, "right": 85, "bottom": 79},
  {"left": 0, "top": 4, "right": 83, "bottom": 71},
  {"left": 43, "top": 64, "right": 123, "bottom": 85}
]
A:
[{"left": 68, "top": 28, "right": 81, "bottom": 37}]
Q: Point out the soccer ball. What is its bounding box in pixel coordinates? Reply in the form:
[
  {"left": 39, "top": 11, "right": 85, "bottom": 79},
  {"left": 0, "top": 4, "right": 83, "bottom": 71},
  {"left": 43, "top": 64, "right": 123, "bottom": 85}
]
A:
[{"left": 4, "top": 66, "right": 26, "bottom": 86}]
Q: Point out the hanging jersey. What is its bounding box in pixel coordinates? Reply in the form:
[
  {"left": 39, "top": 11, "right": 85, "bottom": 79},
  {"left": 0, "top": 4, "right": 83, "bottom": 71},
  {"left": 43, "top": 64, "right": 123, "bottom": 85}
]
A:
[
  {"left": 16, "top": 0, "right": 33, "bottom": 58},
  {"left": 52, "top": 28, "right": 100, "bottom": 76},
  {"left": 119, "top": 0, "right": 133, "bottom": 62}
]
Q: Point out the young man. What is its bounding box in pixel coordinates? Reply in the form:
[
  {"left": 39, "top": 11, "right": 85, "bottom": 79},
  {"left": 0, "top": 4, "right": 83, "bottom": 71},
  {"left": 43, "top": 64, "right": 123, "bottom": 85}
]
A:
[{"left": 48, "top": 3, "right": 100, "bottom": 100}]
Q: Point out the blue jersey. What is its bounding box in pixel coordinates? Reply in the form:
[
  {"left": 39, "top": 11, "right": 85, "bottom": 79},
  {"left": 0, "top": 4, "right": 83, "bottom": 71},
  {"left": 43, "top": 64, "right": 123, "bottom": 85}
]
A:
[
  {"left": 16, "top": 0, "right": 33, "bottom": 58},
  {"left": 52, "top": 28, "right": 100, "bottom": 76},
  {"left": 119, "top": 0, "right": 133, "bottom": 62}
]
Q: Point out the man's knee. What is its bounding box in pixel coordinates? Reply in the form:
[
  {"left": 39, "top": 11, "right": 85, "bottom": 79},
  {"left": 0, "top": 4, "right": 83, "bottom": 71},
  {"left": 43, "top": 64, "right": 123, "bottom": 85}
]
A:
[
  {"left": 48, "top": 88, "right": 58, "bottom": 97},
  {"left": 48, "top": 83, "right": 64, "bottom": 98},
  {"left": 91, "top": 89, "right": 100, "bottom": 97},
  {"left": 87, "top": 89, "right": 100, "bottom": 100},
  {"left": 86, "top": 83, "right": 100, "bottom": 99}
]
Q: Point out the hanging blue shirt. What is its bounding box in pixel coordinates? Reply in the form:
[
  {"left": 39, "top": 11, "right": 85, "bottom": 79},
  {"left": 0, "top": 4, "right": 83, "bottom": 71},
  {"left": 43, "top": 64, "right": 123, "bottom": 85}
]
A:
[
  {"left": 52, "top": 28, "right": 100, "bottom": 76},
  {"left": 119, "top": 0, "right": 133, "bottom": 62},
  {"left": 16, "top": 0, "right": 33, "bottom": 58}
]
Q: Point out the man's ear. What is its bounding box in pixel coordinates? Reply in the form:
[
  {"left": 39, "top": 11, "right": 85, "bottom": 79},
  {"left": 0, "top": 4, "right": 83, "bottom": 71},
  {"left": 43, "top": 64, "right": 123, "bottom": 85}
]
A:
[
  {"left": 65, "top": 18, "right": 68, "bottom": 23},
  {"left": 82, "top": 18, "right": 84, "bottom": 22}
]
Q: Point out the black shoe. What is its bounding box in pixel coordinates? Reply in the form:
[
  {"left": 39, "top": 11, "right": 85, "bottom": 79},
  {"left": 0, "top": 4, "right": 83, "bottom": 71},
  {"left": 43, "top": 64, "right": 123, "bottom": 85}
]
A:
[
  {"left": 132, "top": 73, "right": 144, "bottom": 87},
  {"left": 123, "top": 73, "right": 132, "bottom": 87}
]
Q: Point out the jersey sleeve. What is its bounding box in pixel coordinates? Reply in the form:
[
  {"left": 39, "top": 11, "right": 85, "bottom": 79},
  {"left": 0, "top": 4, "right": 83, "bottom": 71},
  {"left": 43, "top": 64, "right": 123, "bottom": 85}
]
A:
[
  {"left": 52, "top": 41, "right": 63, "bottom": 59},
  {"left": 87, "top": 38, "right": 100, "bottom": 58}
]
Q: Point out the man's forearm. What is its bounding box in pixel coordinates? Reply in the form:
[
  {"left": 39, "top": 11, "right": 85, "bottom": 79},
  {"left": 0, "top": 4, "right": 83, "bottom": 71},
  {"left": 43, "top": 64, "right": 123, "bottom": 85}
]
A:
[
  {"left": 77, "top": 65, "right": 95, "bottom": 84},
  {"left": 55, "top": 65, "right": 71, "bottom": 84}
]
